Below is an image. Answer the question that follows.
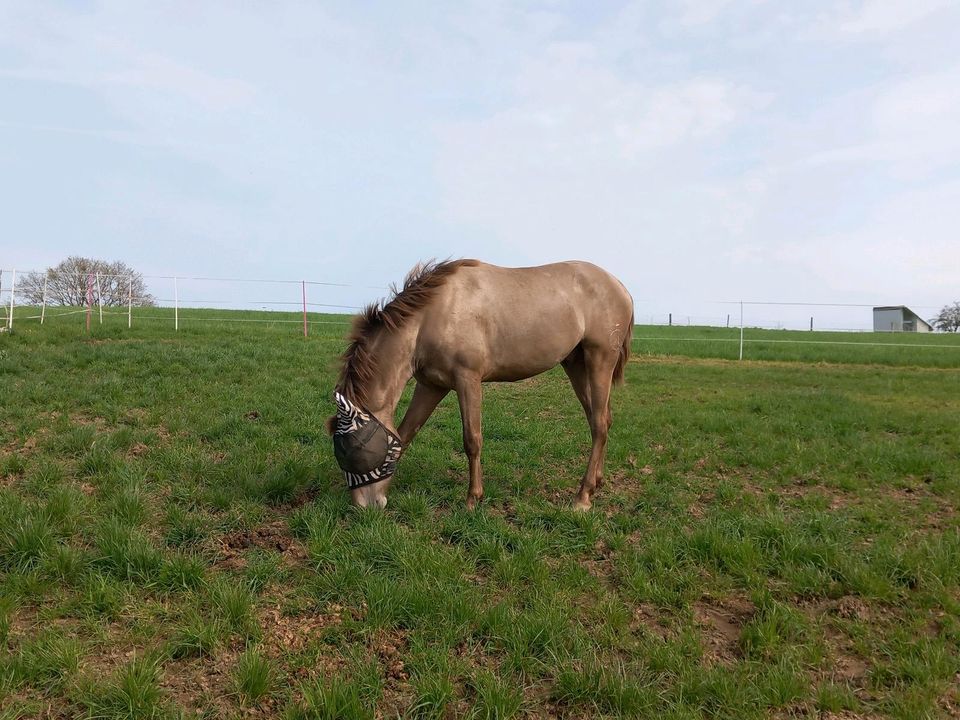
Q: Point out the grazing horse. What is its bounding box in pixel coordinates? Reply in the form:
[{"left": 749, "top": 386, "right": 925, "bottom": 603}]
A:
[{"left": 327, "top": 260, "right": 634, "bottom": 511}]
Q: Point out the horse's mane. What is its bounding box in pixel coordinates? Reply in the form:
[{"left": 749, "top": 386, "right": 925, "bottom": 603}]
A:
[{"left": 337, "top": 259, "right": 478, "bottom": 407}]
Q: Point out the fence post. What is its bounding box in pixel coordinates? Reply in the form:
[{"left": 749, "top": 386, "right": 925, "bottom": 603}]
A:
[
  {"left": 668, "top": 313, "right": 672, "bottom": 326},
  {"left": 127, "top": 275, "right": 133, "bottom": 328},
  {"left": 810, "top": 316, "right": 813, "bottom": 331},
  {"left": 0, "top": 270, "right": 3, "bottom": 326},
  {"left": 96, "top": 272, "right": 103, "bottom": 324},
  {"left": 41, "top": 276, "right": 48, "bottom": 324},
  {"left": 302, "top": 280, "right": 308, "bottom": 338},
  {"left": 739, "top": 301, "right": 744, "bottom": 361},
  {"left": 726, "top": 313, "right": 730, "bottom": 328},
  {"left": 7, "top": 269, "right": 15, "bottom": 330},
  {"left": 86, "top": 273, "right": 93, "bottom": 332},
  {"left": 174, "top": 277, "right": 179, "bottom": 331}
]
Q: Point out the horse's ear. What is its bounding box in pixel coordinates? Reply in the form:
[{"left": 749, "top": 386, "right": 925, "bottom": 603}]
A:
[{"left": 324, "top": 415, "right": 337, "bottom": 436}]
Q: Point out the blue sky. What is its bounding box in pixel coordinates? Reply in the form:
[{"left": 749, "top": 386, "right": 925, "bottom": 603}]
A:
[{"left": 1, "top": 1, "right": 958, "bottom": 328}]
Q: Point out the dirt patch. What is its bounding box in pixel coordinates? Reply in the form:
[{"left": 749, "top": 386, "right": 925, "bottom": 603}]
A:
[
  {"left": 258, "top": 602, "right": 345, "bottom": 659},
  {"left": 831, "top": 596, "right": 871, "bottom": 622},
  {"left": 160, "top": 649, "right": 240, "bottom": 719},
  {"left": 1, "top": 424, "right": 50, "bottom": 462},
  {"left": 606, "top": 454, "right": 655, "bottom": 495},
  {"left": 2, "top": 433, "right": 37, "bottom": 456},
  {"left": 782, "top": 712, "right": 877, "bottom": 720},
  {"left": 693, "top": 596, "right": 755, "bottom": 665},
  {"left": 799, "top": 596, "right": 878, "bottom": 687},
  {"left": 4, "top": 605, "right": 40, "bottom": 644},
  {"left": 887, "top": 486, "right": 958, "bottom": 531},
  {"left": 127, "top": 442, "right": 150, "bottom": 458},
  {"left": 368, "top": 628, "right": 409, "bottom": 683},
  {"left": 69, "top": 413, "right": 108, "bottom": 429},
  {"left": 776, "top": 478, "right": 851, "bottom": 510},
  {"left": 939, "top": 679, "right": 960, "bottom": 719},
  {"left": 162, "top": 602, "right": 348, "bottom": 718},
  {"left": 218, "top": 520, "right": 306, "bottom": 570}
]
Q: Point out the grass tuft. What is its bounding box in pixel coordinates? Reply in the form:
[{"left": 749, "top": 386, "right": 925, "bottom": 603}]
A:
[
  {"left": 94, "top": 518, "right": 164, "bottom": 584},
  {"left": 159, "top": 551, "right": 206, "bottom": 591},
  {"left": 167, "top": 613, "right": 222, "bottom": 659},
  {"left": 408, "top": 672, "right": 455, "bottom": 720},
  {"left": 211, "top": 579, "right": 257, "bottom": 638},
  {"left": 233, "top": 645, "right": 274, "bottom": 705},
  {"left": 286, "top": 675, "right": 370, "bottom": 720},
  {"left": 467, "top": 669, "right": 525, "bottom": 720},
  {"left": 78, "top": 655, "right": 169, "bottom": 720},
  {"left": 552, "top": 660, "right": 655, "bottom": 716}
]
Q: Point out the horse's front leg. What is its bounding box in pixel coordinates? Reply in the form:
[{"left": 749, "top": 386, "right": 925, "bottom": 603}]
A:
[
  {"left": 455, "top": 376, "right": 484, "bottom": 510},
  {"left": 397, "top": 381, "right": 448, "bottom": 446}
]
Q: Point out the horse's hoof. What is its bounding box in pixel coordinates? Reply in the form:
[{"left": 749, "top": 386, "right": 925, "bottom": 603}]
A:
[
  {"left": 466, "top": 495, "right": 482, "bottom": 511},
  {"left": 572, "top": 499, "right": 592, "bottom": 512}
]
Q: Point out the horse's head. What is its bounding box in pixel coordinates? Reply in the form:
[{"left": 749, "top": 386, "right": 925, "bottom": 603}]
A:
[{"left": 328, "top": 392, "right": 401, "bottom": 508}]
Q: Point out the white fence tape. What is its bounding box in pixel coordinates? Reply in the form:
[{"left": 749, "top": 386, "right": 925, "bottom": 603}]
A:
[{"left": 2, "top": 267, "right": 957, "bottom": 359}]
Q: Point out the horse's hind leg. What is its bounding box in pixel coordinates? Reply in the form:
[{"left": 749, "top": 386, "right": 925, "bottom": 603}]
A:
[
  {"left": 573, "top": 346, "right": 616, "bottom": 511},
  {"left": 561, "top": 345, "right": 593, "bottom": 419},
  {"left": 455, "top": 374, "right": 485, "bottom": 510},
  {"left": 563, "top": 347, "right": 605, "bottom": 491}
]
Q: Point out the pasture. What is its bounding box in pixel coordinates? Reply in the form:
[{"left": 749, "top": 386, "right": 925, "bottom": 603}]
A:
[{"left": 1, "top": 310, "right": 959, "bottom": 719}]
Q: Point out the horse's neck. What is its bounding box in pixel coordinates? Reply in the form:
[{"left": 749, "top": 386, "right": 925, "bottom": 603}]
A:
[{"left": 362, "top": 321, "right": 419, "bottom": 426}]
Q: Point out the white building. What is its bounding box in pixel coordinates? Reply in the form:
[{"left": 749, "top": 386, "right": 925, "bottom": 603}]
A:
[{"left": 872, "top": 306, "right": 933, "bottom": 333}]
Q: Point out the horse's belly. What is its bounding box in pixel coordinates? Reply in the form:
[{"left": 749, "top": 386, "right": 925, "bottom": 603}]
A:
[
  {"left": 483, "top": 359, "right": 565, "bottom": 383},
  {"left": 416, "top": 322, "right": 579, "bottom": 387}
]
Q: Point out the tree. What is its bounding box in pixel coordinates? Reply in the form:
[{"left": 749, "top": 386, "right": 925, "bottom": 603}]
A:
[
  {"left": 930, "top": 302, "right": 960, "bottom": 332},
  {"left": 17, "top": 256, "right": 155, "bottom": 307}
]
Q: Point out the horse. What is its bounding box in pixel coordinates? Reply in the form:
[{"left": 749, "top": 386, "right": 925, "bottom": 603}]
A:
[{"left": 327, "top": 259, "right": 634, "bottom": 511}]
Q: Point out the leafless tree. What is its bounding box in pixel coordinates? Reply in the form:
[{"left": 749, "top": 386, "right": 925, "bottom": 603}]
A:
[
  {"left": 16, "top": 256, "right": 155, "bottom": 307},
  {"left": 931, "top": 301, "right": 960, "bottom": 332}
]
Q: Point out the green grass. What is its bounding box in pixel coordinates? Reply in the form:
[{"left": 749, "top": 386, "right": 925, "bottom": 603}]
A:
[
  {"left": 0, "top": 307, "right": 958, "bottom": 717},
  {"left": 233, "top": 645, "right": 274, "bottom": 705},
  {"left": 76, "top": 655, "right": 169, "bottom": 720}
]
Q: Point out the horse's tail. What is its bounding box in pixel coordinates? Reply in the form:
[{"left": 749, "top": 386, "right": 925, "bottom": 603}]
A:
[{"left": 613, "top": 311, "right": 633, "bottom": 385}]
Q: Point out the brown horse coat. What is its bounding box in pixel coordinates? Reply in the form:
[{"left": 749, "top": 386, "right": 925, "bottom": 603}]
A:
[{"left": 331, "top": 260, "right": 634, "bottom": 510}]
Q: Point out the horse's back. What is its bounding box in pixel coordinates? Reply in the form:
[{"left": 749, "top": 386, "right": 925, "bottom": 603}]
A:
[{"left": 414, "top": 261, "right": 632, "bottom": 385}]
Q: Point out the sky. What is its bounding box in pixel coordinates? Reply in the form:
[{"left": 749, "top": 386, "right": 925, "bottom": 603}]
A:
[{"left": 1, "top": 0, "right": 958, "bottom": 330}]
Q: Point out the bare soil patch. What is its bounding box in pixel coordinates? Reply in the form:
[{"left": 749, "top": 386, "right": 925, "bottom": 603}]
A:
[
  {"left": 218, "top": 520, "right": 307, "bottom": 570},
  {"left": 693, "top": 596, "right": 756, "bottom": 665},
  {"left": 258, "top": 602, "right": 345, "bottom": 659}
]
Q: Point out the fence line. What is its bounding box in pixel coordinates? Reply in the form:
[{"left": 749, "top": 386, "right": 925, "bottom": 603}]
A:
[
  {"left": 632, "top": 335, "right": 959, "bottom": 350},
  {"left": 0, "top": 267, "right": 389, "bottom": 291},
  {"left": 2, "top": 266, "right": 956, "bottom": 361}
]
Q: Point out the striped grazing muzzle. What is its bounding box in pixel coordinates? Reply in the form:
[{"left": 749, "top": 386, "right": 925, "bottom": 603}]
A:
[{"left": 332, "top": 392, "right": 403, "bottom": 489}]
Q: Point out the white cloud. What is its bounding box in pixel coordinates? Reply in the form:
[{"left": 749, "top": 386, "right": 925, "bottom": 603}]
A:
[
  {"left": 827, "top": 0, "right": 952, "bottom": 37},
  {"left": 104, "top": 53, "right": 255, "bottom": 110},
  {"left": 437, "top": 39, "right": 765, "bottom": 211},
  {"left": 772, "top": 180, "right": 960, "bottom": 300},
  {"left": 673, "top": 0, "right": 749, "bottom": 27},
  {"left": 2, "top": 1, "right": 958, "bottom": 322}
]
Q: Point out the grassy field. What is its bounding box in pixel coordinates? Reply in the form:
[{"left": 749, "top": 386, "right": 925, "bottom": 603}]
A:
[{"left": 1, "top": 309, "right": 959, "bottom": 718}]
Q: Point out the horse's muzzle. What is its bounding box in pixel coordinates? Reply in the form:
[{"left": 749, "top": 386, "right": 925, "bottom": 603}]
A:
[{"left": 350, "top": 480, "right": 390, "bottom": 509}]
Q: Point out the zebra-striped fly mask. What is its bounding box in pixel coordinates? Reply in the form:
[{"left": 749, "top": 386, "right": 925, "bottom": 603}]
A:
[{"left": 332, "top": 392, "right": 403, "bottom": 489}]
